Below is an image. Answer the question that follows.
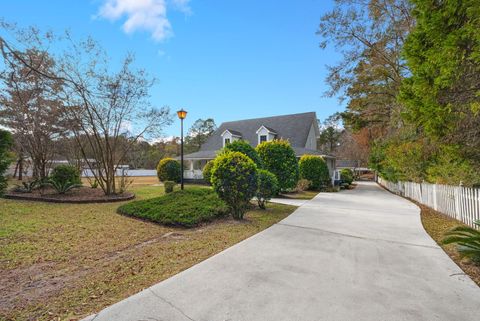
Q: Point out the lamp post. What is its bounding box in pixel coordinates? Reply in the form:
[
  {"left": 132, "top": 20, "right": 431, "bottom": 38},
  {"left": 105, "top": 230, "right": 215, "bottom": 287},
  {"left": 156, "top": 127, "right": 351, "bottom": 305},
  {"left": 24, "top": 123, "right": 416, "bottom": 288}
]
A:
[{"left": 177, "top": 109, "right": 187, "bottom": 190}]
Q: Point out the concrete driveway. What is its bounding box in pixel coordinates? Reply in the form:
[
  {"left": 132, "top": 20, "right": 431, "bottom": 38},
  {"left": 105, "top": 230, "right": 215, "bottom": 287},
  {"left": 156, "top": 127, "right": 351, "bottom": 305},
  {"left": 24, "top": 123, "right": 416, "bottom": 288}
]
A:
[{"left": 85, "top": 182, "right": 480, "bottom": 321}]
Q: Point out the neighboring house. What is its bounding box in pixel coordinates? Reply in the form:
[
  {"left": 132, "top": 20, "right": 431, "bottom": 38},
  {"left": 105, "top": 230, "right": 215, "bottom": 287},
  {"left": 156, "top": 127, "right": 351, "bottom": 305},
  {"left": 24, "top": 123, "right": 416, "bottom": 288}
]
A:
[{"left": 182, "top": 112, "right": 336, "bottom": 184}]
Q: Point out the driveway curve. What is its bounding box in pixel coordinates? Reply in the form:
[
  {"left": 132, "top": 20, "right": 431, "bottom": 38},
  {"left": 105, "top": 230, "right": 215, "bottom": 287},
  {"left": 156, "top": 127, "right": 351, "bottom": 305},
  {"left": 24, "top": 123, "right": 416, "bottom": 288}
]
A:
[{"left": 85, "top": 182, "right": 480, "bottom": 321}]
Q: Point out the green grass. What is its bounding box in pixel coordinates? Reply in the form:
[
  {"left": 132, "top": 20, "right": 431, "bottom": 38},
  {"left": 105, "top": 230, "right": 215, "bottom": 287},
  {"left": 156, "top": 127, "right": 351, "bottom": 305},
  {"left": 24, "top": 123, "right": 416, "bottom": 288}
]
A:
[
  {"left": 279, "top": 190, "right": 319, "bottom": 200},
  {"left": 0, "top": 179, "right": 297, "bottom": 321},
  {"left": 118, "top": 188, "right": 228, "bottom": 227}
]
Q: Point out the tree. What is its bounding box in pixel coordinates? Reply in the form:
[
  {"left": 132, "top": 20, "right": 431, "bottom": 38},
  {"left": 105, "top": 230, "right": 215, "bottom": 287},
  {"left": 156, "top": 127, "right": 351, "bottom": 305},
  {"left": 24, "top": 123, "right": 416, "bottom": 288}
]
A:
[
  {"left": 0, "top": 49, "right": 68, "bottom": 180},
  {"left": 317, "top": 0, "right": 414, "bottom": 137},
  {"left": 211, "top": 151, "right": 258, "bottom": 220},
  {"left": 0, "top": 26, "right": 173, "bottom": 194},
  {"left": 318, "top": 113, "right": 342, "bottom": 153},
  {"left": 256, "top": 139, "right": 298, "bottom": 192},
  {"left": 222, "top": 139, "right": 262, "bottom": 167},
  {"left": 299, "top": 155, "right": 330, "bottom": 190},
  {"left": 256, "top": 169, "right": 278, "bottom": 209},
  {"left": 184, "top": 118, "right": 216, "bottom": 153},
  {"left": 400, "top": 0, "right": 480, "bottom": 172},
  {"left": 0, "top": 129, "right": 14, "bottom": 195},
  {"left": 156, "top": 158, "right": 181, "bottom": 183}
]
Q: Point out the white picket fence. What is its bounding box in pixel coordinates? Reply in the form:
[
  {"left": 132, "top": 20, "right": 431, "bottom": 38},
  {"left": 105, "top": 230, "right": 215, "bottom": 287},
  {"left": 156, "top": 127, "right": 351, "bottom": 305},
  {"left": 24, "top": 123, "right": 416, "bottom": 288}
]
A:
[{"left": 378, "top": 178, "right": 480, "bottom": 228}]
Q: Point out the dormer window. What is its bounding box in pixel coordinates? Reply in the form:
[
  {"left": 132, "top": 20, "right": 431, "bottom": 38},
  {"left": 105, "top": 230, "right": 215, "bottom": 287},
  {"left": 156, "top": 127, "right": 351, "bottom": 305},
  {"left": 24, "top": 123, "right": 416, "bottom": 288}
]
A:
[
  {"left": 221, "top": 129, "right": 242, "bottom": 147},
  {"left": 256, "top": 125, "right": 277, "bottom": 145}
]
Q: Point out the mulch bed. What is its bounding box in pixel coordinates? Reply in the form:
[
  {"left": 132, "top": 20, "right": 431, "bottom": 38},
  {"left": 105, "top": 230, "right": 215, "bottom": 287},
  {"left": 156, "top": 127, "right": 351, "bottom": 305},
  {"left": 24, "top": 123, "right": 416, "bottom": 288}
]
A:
[{"left": 4, "top": 186, "right": 134, "bottom": 204}]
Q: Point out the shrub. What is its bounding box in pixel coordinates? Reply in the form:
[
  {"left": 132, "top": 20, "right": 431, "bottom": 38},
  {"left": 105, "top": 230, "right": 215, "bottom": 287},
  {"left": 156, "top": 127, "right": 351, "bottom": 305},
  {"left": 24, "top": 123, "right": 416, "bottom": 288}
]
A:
[
  {"left": 0, "top": 130, "right": 13, "bottom": 195},
  {"left": 295, "top": 179, "right": 311, "bottom": 192},
  {"left": 202, "top": 160, "right": 215, "bottom": 184},
  {"left": 156, "top": 158, "right": 181, "bottom": 182},
  {"left": 117, "top": 188, "right": 228, "bottom": 227},
  {"left": 256, "top": 139, "right": 298, "bottom": 192},
  {"left": 47, "top": 180, "right": 82, "bottom": 194},
  {"left": 14, "top": 180, "right": 41, "bottom": 193},
  {"left": 211, "top": 151, "right": 258, "bottom": 219},
  {"left": 256, "top": 169, "right": 279, "bottom": 209},
  {"left": 50, "top": 164, "right": 82, "bottom": 185},
  {"left": 223, "top": 140, "right": 262, "bottom": 167},
  {"left": 340, "top": 169, "right": 354, "bottom": 185},
  {"left": 298, "top": 155, "right": 330, "bottom": 190},
  {"left": 442, "top": 220, "right": 480, "bottom": 264},
  {"left": 164, "top": 181, "right": 176, "bottom": 193}
]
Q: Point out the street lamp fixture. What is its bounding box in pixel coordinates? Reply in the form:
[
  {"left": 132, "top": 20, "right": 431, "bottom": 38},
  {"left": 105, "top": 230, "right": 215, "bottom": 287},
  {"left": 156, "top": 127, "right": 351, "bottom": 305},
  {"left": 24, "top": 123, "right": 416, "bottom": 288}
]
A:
[{"left": 177, "top": 109, "right": 187, "bottom": 190}]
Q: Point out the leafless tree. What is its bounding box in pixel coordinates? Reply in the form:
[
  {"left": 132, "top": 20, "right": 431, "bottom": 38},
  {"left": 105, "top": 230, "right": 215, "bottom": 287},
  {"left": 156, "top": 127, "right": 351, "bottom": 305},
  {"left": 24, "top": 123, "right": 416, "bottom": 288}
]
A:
[{"left": 0, "top": 23, "right": 173, "bottom": 194}]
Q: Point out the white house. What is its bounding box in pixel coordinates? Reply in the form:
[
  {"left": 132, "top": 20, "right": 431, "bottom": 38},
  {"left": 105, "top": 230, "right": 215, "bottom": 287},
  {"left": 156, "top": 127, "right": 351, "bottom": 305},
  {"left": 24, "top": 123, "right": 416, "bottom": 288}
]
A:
[{"left": 182, "top": 112, "right": 336, "bottom": 184}]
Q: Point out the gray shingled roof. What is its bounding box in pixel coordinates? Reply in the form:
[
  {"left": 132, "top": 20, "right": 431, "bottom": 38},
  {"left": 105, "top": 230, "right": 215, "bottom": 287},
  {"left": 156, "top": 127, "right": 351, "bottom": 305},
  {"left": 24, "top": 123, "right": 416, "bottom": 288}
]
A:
[
  {"left": 181, "top": 147, "right": 334, "bottom": 160},
  {"left": 200, "top": 112, "right": 318, "bottom": 151}
]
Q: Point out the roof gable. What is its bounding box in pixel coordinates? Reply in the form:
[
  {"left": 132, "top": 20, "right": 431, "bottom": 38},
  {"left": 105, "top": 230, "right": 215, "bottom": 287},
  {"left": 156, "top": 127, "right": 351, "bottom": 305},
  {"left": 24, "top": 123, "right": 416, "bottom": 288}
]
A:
[{"left": 200, "top": 112, "right": 317, "bottom": 151}]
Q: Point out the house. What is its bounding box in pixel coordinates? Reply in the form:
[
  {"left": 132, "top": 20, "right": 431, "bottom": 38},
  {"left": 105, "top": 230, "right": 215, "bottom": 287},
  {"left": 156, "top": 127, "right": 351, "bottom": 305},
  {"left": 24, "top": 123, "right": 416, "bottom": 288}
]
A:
[{"left": 182, "top": 112, "right": 336, "bottom": 184}]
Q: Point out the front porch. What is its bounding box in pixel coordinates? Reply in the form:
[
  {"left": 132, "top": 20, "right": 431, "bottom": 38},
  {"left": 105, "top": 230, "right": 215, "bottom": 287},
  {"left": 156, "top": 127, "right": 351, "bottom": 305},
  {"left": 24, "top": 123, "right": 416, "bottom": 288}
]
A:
[{"left": 183, "top": 159, "right": 210, "bottom": 180}]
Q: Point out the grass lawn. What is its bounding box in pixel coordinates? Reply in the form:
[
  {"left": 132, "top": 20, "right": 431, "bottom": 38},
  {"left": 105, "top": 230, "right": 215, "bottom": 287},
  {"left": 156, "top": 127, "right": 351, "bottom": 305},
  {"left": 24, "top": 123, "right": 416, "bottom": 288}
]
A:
[
  {"left": 0, "top": 178, "right": 296, "bottom": 321},
  {"left": 278, "top": 190, "right": 319, "bottom": 200},
  {"left": 418, "top": 203, "right": 480, "bottom": 286}
]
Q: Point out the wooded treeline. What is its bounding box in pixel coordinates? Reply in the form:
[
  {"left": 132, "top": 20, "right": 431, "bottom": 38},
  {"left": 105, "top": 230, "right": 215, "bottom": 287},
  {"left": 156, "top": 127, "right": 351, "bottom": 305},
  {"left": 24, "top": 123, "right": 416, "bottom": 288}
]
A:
[{"left": 318, "top": 0, "right": 480, "bottom": 186}]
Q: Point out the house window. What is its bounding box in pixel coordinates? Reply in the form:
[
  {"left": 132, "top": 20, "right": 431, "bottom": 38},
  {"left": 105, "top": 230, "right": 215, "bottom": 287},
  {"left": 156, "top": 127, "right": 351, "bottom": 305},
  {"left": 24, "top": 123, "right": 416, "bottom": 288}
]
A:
[
  {"left": 259, "top": 135, "right": 267, "bottom": 143},
  {"left": 224, "top": 138, "right": 230, "bottom": 145}
]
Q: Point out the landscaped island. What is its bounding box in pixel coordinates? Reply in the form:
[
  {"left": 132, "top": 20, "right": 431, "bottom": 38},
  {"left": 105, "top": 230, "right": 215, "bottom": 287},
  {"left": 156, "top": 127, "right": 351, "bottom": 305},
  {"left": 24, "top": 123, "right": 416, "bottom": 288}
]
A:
[{"left": 0, "top": 177, "right": 296, "bottom": 321}]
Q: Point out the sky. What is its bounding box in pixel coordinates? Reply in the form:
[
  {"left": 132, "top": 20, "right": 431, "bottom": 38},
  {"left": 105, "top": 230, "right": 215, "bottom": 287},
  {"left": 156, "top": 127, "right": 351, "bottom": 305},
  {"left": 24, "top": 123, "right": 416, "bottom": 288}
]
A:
[{"left": 0, "top": 0, "right": 344, "bottom": 137}]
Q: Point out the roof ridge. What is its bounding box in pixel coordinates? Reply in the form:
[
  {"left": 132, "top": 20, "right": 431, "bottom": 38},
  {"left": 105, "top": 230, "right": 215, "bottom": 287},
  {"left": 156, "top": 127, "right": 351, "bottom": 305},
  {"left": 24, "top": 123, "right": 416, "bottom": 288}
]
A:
[{"left": 221, "top": 111, "right": 316, "bottom": 125}]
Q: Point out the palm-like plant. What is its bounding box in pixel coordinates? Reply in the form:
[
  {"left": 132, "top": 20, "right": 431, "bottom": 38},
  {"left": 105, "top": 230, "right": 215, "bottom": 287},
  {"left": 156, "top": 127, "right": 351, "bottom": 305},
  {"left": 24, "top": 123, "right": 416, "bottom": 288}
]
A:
[
  {"left": 442, "top": 220, "right": 480, "bottom": 264},
  {"left": 14, "top": 180, "right": 40, "bottom": 193},
  {"left": 47, "top": 180, "right": 82, "bottom": 194}
]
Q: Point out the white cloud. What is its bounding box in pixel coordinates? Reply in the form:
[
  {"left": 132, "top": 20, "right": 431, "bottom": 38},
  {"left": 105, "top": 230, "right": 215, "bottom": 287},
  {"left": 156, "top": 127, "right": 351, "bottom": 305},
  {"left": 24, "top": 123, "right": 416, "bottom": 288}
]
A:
[
  {"left": 170, "top": 0, "right": 192, "bottom": 15},
  {"left": 97, "top": 0, "right": 191, "bottom": 41}
]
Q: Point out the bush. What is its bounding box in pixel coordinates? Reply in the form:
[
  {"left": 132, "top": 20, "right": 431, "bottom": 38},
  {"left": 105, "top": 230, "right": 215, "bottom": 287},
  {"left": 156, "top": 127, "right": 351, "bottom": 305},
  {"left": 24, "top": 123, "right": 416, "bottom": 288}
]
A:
[
  {"left": 256, "top": 139, "right": 299, "bottom": 192},
  {"left": 442, "top": 220, "right": 480, "bottom": 264},
  {"left": 298, "top": 155, "right": 330, "bottom": 190},
  {"left": 164, "top": 181, "right": 175, "bottom": 193},
  {"left": 117, "top": 188, "right": 228, "bottom": 227},
  {"left": 340, "top": 169, "right": 354, "bottom": 185},
  {"left": 202, "top": 160, "right": 214, "bottom": 184},
  {"left": 295, "top": 179, "right": 311, "bottom": 192},
  {"left": 211, "top": 151, "right": 258, "bottom": 219},
  {"left": 156, "top": 158, "right": 181, "bottom": 182},
  {"left": 50, "top": 164, "right": 81, "bottom": 185},
  {"left": 256, "top": 169, "right": 279, "bottom": 209},
  {"left": 47, "top": 180, "right": 82, "bottom": 194},
  {"left": 223, "top": 140, "right": 262, "bottom": 167},
  {"left": 0, "top": 130, "right": 13, "bottom": 195}
]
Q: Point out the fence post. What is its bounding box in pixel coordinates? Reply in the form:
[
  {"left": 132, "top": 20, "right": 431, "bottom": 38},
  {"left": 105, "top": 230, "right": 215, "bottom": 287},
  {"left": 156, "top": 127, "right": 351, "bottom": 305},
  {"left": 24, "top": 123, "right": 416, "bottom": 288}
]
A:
[{"left": 454, "top": 186, "right": 461, "bottom": 221}]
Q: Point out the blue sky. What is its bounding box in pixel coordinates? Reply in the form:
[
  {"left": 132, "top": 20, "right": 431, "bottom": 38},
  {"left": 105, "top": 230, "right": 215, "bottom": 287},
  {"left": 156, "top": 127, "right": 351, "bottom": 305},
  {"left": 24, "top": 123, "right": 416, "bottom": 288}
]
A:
[{"left": 1, "top": 0, "right": 344, "bottom": 137}]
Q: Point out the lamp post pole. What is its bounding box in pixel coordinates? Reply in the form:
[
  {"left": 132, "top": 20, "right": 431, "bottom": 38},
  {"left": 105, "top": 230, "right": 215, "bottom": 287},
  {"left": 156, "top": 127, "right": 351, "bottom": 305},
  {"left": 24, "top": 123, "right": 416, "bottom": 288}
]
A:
[{"left": 177, "top": 109, "right": 187, "bottom": 190}]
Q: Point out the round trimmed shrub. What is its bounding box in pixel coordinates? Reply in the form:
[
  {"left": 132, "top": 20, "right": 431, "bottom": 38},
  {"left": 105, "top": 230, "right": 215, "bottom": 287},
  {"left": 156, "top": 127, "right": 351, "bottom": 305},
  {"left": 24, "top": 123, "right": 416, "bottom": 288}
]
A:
[
  {"left": 298, "top": 155, "right": 330, "bottom": 190},
  {"left": 223, "top": 140, "right": 262, "bottom": 167},
  {"left": 256, "top": 139, "right": 298, "bottom": 192},
  {"left": 340, "top": 169, "right": 354, "bottom": 185},
  {"left": 49, "top": 164, "right": 81, "bottom": 185},
  {"left": 202, "top": 160, "right": 214, "bottom": 184},
  {"left": 156, "top": 158, "right": 181, "bottom": 182},
  {"left": 211, "top": 151, "right": 258, "bottom": 219},
  {"left": 256, "top": 169, "right": 278, "bottom": 209}
]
